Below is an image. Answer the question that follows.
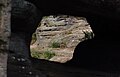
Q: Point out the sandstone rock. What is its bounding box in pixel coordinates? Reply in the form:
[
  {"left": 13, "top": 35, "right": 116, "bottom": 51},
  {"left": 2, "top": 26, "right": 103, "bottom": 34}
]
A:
[{"left": 31, "top": 15, "right": 93, "bottom": 62}]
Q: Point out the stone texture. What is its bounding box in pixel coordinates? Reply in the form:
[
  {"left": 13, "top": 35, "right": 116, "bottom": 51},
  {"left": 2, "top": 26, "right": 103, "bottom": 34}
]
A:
[
  {"left": 28, "top": 0, "right": 120, "bottom": 73},
  {"left": 31, "top": 15, "right": 93, "bottom": 62},
  {"left": 33, "top": 16, "right": 92, "bottom": 49},
  {"left": 9, "top": 0, "right": 120, "bottom": 76},
  {"left": 8, "top": 0, "right": 44, "bottom": 77},
  {"left": 0, "top": 0, "right": 11, "bottom": 51},
  {"left": 0, "top": 0, "right": 11, "bottom": 77},
  {"left": 11, "top": 0, "right": 42, "bottom": 58},
  {"left": 0, "top": 53, "right": 7, "bottom": 77}
]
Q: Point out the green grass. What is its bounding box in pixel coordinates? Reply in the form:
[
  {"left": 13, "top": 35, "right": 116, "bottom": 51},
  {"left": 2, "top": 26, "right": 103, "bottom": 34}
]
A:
[
  {"left": 31, "top": 49, "right": 55, "bottom": 60},
  {"left": 31, "top": 51, "right": 41, "bottom": 59},
  {"left": 49, "top": 40, "right": 67, "bottom": 48},
  {"left": 50, "top": 41, "right": 61, "bottom": 48},
  {"left": 42, "top": 51, "right": 55, "bottom": 59}
]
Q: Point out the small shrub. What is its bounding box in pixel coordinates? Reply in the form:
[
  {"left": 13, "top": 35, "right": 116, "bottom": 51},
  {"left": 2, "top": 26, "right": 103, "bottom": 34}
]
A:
[
  {"left": 60, "top": 42, "right": 67, "bottom": 48},
  {"left": 82, "top": 30, "right": 94, "bottom": 40},
  {"left": 31, "top": 49, "right": 55, "bottom": 60},
  {"left": 42, "top": 51, "right": 55, "bottom": 59},
  {"left": 31, "top": 52, "right": 41, "bottom": 59},
  {"left": 50, "top": 41, "right": 60, "bottom": 48},
  {"left": 65, "top": 31, "right": 72, "bottom": 34},
  {"left": 31, "top": 49, "right": 41, "bottom": 59}
]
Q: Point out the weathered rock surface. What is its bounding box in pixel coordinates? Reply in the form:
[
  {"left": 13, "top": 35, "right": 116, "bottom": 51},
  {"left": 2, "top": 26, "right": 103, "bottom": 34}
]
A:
[
  {"left": 0, "top": 0, "right": 11, "bottom": 77},
  {"left": 8, "top": 0, "right": 44, "bottom": 77},
  {"left": 9, "top": 0, "right": 120, "bottom": 76},
  {"left": 31, "top": 15, "right": 92, "bottom": 62},
  {"left": 34, "top": 16, "right": 91, "bottom": 48}
]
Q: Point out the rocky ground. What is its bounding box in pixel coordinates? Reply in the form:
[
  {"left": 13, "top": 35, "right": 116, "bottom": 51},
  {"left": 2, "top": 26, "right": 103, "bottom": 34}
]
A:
[{"left": 30, "top": 15, "right": 93, "bottom": 63}]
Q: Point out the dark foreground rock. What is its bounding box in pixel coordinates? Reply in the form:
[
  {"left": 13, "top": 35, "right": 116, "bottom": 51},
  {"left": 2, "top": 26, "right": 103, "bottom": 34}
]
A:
[{"left": 8, "top": 56, "right": 120, "bottom": 77}]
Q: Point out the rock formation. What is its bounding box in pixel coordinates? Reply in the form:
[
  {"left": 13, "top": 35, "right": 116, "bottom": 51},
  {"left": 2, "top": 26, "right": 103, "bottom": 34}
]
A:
[
  {"left": 31, "top": 15, "right": 93, "bottom": 63},
  {"left": 0, "top": 0, "right": 11, "bottom": 77},
  {"left": 8, "top": 0, "right": 45, "bottom": 77},
  {"left": 27, "top": 0, "right": 120, "bottom": 71},
  {"left": 9, "top": 0, "right": 120, "bottom": 76}
]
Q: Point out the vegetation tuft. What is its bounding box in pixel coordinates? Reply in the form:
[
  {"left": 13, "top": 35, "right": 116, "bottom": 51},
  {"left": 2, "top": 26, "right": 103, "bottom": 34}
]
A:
[
  {"left": 31, "top": 49, "right": 55, "bottom": 60},
  {"left": 50, "top": 41, "right": 61, "bottom": 48},
  {"left": 82, "top": 30, "right": 94, "bottom": 40}
]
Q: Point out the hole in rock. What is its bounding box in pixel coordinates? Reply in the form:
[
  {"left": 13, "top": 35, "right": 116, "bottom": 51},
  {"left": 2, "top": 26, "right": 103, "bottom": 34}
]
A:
[{"left": 30, "top": 15, "right": 94, "bottom": 63}]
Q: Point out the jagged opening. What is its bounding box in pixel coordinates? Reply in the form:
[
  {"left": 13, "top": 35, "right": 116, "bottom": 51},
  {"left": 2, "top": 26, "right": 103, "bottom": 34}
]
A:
[{"left": 30, "top": 15, "right": 94, "bottom": 63}]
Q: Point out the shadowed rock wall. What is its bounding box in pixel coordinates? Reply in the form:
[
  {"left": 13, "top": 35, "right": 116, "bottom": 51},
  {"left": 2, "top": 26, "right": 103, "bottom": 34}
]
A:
[
  {"left": 27, "top": 0, "right": 120, "bottom": 70},
  {"left": 8, "top": 0, "right": 45, "bottom": 77},
  {"left": 9, "top": 0, "right": 120, "bottom": 76},
  {"left": 26, "top": 0, "right": 120, "bottom": 40}
]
